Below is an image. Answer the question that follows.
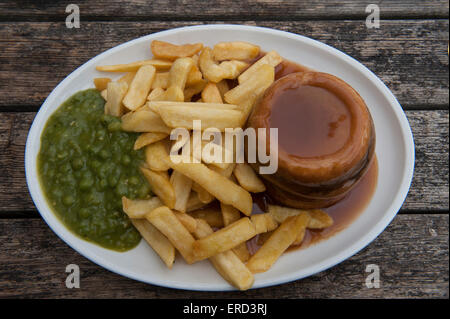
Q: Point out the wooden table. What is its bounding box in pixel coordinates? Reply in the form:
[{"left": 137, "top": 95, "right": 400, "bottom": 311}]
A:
[{"left": 0, "top": 1, "right": 448, "bottom": 298}]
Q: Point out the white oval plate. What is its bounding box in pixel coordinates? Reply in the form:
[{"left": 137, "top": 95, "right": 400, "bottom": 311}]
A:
[{"left": 25, "top": 25, "right": 414, "bottom": 291}]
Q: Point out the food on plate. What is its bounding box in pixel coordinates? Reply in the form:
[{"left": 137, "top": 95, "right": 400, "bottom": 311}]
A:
[
  {"left": 38, "top": 90, "right": 150, "bottom": 251},
  {"left": 246, "top": 213, "right": 310, "bottom": 273},
  {"left": 247, "top": 71, "right": 375, "bottom": 208},
  {"left": 193, "top": 219, "right": 254, "bottom": 291},
  {"left": 131, "top": 219, "right": 175, "bottom": 268},
  {"left": 146, "top": 206, "right": 197, "bottom": 264},
  {"left": 38, "top": 38, "right": 377, "bottom": 290},
  {"left": 122, "top": 65, "right": 156, "bottom": 110}
]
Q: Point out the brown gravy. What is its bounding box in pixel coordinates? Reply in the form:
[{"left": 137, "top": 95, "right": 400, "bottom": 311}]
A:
[
  {"left": 270, "top": 85, "right": 351, "bottom": 158},
  {"left": 247, "top": 157, "right": 378, "bottom": 254},
  {"left": 290, "top": 155, "right": 378, "bottom": 251},
  {"left": 246, "top": 57, "right": 378, "bottom": 254}
]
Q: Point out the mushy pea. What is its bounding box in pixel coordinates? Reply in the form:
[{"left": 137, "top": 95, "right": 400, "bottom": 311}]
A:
[{"left": 38, "top": 89, "right": 150, "bottom": 251}]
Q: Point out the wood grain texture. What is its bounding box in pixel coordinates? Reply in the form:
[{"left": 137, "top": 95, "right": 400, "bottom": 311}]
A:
[
  {"left": 0, "top": 110, "right": 448, "bottom": 213},
  {"left": 0, "top": 1, "right": 448, "bottom": 20},
  {"left": 0, "top": 214, "right": 447, "bottom": 298},
  {"left": 0, "top": 20, "right": 448, "bottom": 110}
]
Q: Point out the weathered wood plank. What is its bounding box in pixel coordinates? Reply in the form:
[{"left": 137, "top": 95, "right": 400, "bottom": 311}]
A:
[
  {"left": 0, "top": 110, "right": 448, "bottom": 212},
  {"left": 0, "top": 214, "right": 447, "bottom": 298},
  {"left": 0, "top": 1, "right": 448, "bottom": 20},
  {"left": 0, "top": 20, "right": 448, "bottom": 109}
]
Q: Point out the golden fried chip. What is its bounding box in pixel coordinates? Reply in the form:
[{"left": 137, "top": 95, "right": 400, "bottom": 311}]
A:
[
  {"left": 94, "top": 77, "right": 111, "bottom": 91},
  {"left": 238, "top": 50, "right": 282, "bottom": 84},
  {"left": 151, "top": 40, "right": 203, "bottom": 60},
  {"left": 140, "top": 168, "right": 175, "bottom": 209},
  {"left": 123, "top": 65, "right": 156, "bottom": 111},
  {"left": 233, "top": 163, "right": 266, "bottom": 193},
  {"left": 246, "top": 214, "right": 310, "bottom": 273},
  {"left": 193, "top": 219, "right": 254, "bottom": 290},
  {"left": 131, "top": 219, "right": 175, "bottom": 268},
  {"left": 193, "top": 217, "right": 256, "bottom": 261},
  {"left": 146, "top": 206, "right": 196, "bottom": 264},
  {"left": 170, "top": 170, "right": 193, "bottom": 213},
  {"left": 104, "top": 81, "right": 128, "bottom": 117},
  {"left": 168, "top": 158, "right": 253, "bottom": 215},
  {"left": 122, "top": 196, "right": 163, "bottom": 219},
  {"left": 213, "top": 41, "right": 260, "bottom": 61},
  {"left": 121, "top": 109, "right": 171, "bottom": 133},
  {"left": 96, "top": 59, "right": 172, "bottom": 72}
]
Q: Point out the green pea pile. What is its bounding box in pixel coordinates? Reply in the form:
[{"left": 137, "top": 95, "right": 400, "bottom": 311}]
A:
[{"left": 38, "top": 89, "right": 150, "bottom": 251}]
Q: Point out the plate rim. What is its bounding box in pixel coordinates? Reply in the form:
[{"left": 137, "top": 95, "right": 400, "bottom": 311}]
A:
[{"left": 25, "top": 24, "right": 415, "bottom": 291}]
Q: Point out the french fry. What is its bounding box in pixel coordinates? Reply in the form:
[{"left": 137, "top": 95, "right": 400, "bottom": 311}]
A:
[
  {"left": 307, "top": 209, "right": 334, "bottom": 229},
  {"left": 218, "top": 60, "right": 249, "bottom": 79},
  {"left": 188, "top": 206, "right": 224, "bottom": 228},
  {"left": 164, "top": 57, "right": 195, "bottom": 102},
  {"left": 173, "top": 210, "right": 197, "bottom": 233},
  {"left": 292, "top": 226, "right": 306, "bottom": 246},
  {"left": 267, "top": 205, "right": 304, "bottom": 223},
  {"left": 147, "top": 87, "right": 166, "bottom": 102},
  {"left": 246, "top": 214, "right": 310, "bottom": 273},
  {"left": 233, "top": 163, "right": 266, "bottom": 193},
  {"left": 168, "top": 158, "right": 253, "bottom": 215},
  {"left": 232, "top": 243, "right": 251, "bottom": 263},
  {"left": 131, "top": 219, "right": 175, "bottom": 268},
  {"left": 157, "top": 105, "right": 243, "bottom": 131},
  {"left": 238, "top": 50, "right": 282, "bottom": 84},
  {"left": 96, "top": 59, "right": 172, "bottom": 72},
  {"left": 118, "top": 72, "right": 136, "bottom": 86},
  {"left": 184, "top": 79, "right": 207, "bottom": 101},
  {"left": 146, "top": 206, "right": 196, "bottom": 264},
  {"left": 94, "top": 77, "right": 111, "bottom": 91},
  {"left": 144, "top": 139, "right": 170, "bottom": 171},
  {"left": 100, "top": 89, "right": 108, "bottom": 100},
  {"left": 149, "top": 101, "right": 238, "bottom": 113},
  {"left": 250, "top": 213, "right": 278, "bottom": 234},
  {"left": 221, "top": 201, "right": 251, "bottom": 262},
  {"left": 193, "top": 219, "right": 254, "bottom": 290},
  {"left": 122, "top": 196, "right": 163, "bottom": 219},
  {"left": 187, "top": 65, "right": 203, "bottom": 85},
  {"left": 220, "top": 203, "right": 241, "bottom": 227},
  {"left": 121, "top": 109, "right": 171, "bottom": 133},
  {"left": 213, "top": 41, "right": 260, "bottom": 61},
  {"left": 216, "top": 80, "right": 230, "bottom": 100},
  {"left": 267, "top": 205, "right": 333, "bottom": 229},
  {"left": 104, "top": 81, "right": 128, "bottom": 117},
  {"left": 193, "top": 217, "right": 256, "bottom": 261},
  {"left": 201, "top": 82, "right": 223, "bottom": 103},
  {"left": 151, "top": 68, "right": 202, "bottom": 90},
  {"left": 140, "top": 167, "right": 175, "bottom": 209},
  {"left": 192, "top": 182, "right": 215, "bottom": 204},
  {"left": 191, "top": 54, "right": 199, "bottom": 66},
  {"left": 224, "top": 64, "right": 275, "bottom": 106},
  {"left": 170, "top": 170, "right": 193, "bottom": 213},
  {"left": 122, "top": 65, "right": 156, "bottom": 110},
  {"left": 151, "top": 40, "right": 203, "bottom": 60},
  {"left": 208, "top": 163, "right": 236, "bottom": 178},
  {"left": 186, "top": 192, "right": 208, "bottom": 212},
  {"left": 151, "top": 72, "right": 169, "bottom": 89},
  {"left": 199, "top": 47, "right": 230, "bottom": 83},
  {"left": 134, "top": 132, "right": 168, "bottom": 150}
]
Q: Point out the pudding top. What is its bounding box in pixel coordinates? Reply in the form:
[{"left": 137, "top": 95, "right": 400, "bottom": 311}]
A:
[{"left": 270, "top": 84, "right": 351, "bottom": 158}]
